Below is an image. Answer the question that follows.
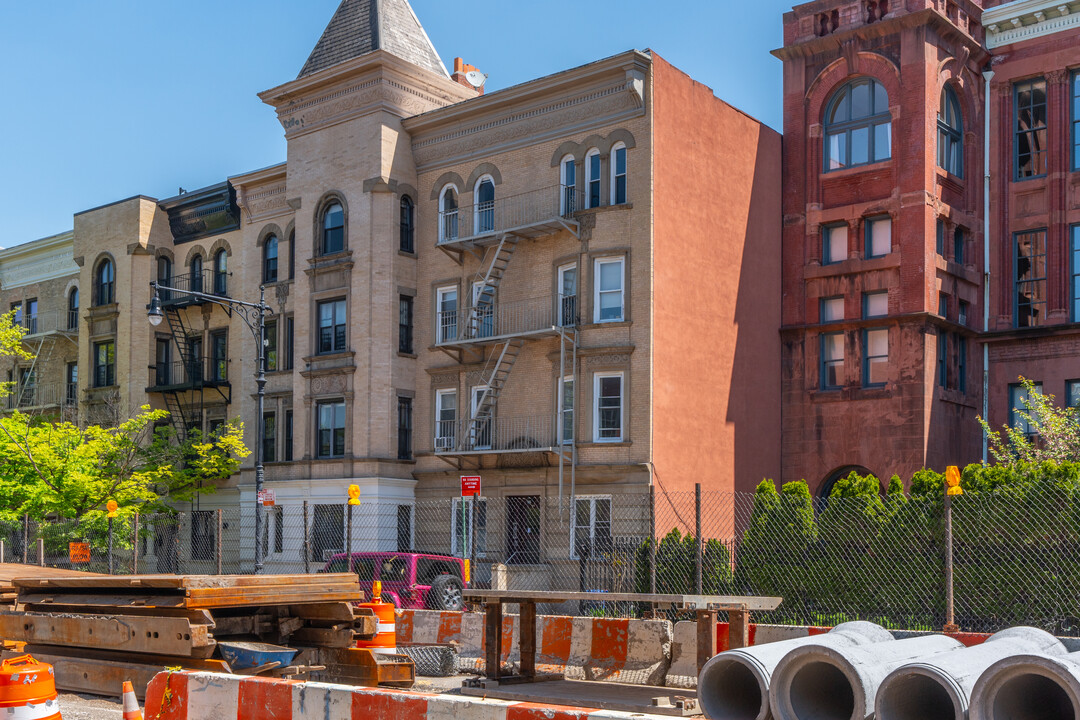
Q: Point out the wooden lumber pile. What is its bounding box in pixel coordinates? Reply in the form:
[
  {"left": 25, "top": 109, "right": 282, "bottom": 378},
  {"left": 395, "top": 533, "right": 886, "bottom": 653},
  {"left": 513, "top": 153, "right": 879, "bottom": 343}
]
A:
[
  {"left": 0, "top": 564, "right": 103, "bottom": 607},
  {"left": 0, "top": 572, "right": 413, "bottom": 697}
]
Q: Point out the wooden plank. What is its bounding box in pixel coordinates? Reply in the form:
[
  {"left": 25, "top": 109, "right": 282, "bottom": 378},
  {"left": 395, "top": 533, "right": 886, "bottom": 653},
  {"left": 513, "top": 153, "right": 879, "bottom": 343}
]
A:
[
  {"left": 464, "top": 590, "right": 782, "bottom": 612},
  {"left": 18, "top": 593, "right": 187, "bottom": 608},
  {"left": 12, "top": 573, "right": 360, "bottom": 590},
  {"left": 728, "top": 608, "right": 750, "bottom": 650},
  {"left": 185, "top": 589, "right": 362, "bottom": 609},
  {"left": 485, "top": 602, "right": 503, "bottom": 680},
  {"left": 0, "top": 611, "right": 215, "bottom": 657},
  {"left": 520, "top": 602, "right": 536, "bottom": 678},
  {"left": 696, "top": 610, "right": 718, "bottom": 677}
]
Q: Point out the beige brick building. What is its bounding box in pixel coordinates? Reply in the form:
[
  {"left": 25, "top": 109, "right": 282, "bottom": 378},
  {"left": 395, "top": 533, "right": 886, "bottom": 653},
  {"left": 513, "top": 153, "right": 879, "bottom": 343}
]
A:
[{"left": 6, "top": 0, "right": 782, "bottom": 577}]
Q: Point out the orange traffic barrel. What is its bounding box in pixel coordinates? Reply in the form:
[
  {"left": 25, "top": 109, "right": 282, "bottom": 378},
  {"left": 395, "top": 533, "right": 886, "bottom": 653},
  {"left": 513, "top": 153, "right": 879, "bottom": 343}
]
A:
[
  {"left": 0, "top": 655, "right": 62, "bottom": 720},
  {"left": 357, "top": 581, "right": 397, "bottom": 654}
]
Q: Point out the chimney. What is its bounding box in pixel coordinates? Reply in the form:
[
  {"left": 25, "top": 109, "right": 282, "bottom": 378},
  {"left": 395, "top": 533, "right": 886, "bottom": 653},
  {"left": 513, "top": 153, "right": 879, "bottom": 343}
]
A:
[{"left": 451, "top": 57, "right": 485, "bottom": 95}]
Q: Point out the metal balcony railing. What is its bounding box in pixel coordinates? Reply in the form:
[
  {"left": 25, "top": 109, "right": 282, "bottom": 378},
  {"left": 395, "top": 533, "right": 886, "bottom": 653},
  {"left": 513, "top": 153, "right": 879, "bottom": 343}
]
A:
[
  {"left": 434, "top": 414, "right": 573, "bottom": 454},
  {"left": 159, "top": 270, "right": 228, "bottom": 306},
  {"left": 438, "top": 185, "right": 583, "bottom": 245},
  {"left": 6, "top": 383, "right": 75, "bottom": 410},
  {"left": 148, "top": 358, "right": 228, "bottom": 390},
  {"left": 436, "top": 295, "right": 578, "bottom": 345},
  {"left": 15, "top": 310, "right": 78, "bottom": 336}
]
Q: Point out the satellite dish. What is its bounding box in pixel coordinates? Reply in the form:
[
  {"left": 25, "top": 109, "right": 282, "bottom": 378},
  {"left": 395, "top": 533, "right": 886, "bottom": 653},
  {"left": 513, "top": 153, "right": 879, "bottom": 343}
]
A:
[{"left": 465, "top": 70, "right": 488, "bottom": 89}]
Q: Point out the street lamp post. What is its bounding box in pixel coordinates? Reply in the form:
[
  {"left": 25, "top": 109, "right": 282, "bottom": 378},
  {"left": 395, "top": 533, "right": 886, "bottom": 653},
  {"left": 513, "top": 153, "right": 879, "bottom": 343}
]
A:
[{"left": 148, "top": 280, "right": 271, "bottom": 573}]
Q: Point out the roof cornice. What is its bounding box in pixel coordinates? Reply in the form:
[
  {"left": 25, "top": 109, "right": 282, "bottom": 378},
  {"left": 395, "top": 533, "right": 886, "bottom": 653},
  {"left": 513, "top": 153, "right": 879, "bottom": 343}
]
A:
[{"left": 983, "top": 0, "right": 1080, "bottom": 48}]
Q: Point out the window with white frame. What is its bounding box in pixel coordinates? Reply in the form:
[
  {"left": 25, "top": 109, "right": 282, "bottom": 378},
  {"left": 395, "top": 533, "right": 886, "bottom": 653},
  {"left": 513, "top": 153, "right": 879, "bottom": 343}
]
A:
[
  {"left": 610, "top": 143, "right": 627, "bottom": 205},
  {"left": 594, "top": 372, "right": 623, "bottom": 442},
  {"left": 317, "top": 401, "right": 346, "bottom": 459},
  {"left": 820, "top": 296, "right": 844, "bottom": 323},
  {"left": 435, "top": 389, "right": 457, "bottom": 451},
  {"left": 558, "top": 263, "right": 577, "bottom": 327},
  {"left": 439, "top": 185, "right": 459, "bottom": 242},
  {"left": 823, "top": 224, "right": 848, "bottom": 264},
  {"left": 865, "top": 216, "right": 891, "bottom": 258},
  {"left": 586, "top": 149, "right": 601, "bottom": 208},
  {"left": 317, "top": 299, "right": 347, "bottom": 354},
  {"left": 452, "top": 497, "right": 487, "bottom": 557},
  {"left": 594, "top": 257, "right": 624, "bottom": 323},
  {"left": 437, "top": 286, "right": 458, "bottom": 342},
  {"left": 470, "top": 386, "right": 492, "bottom": 450},
  {"left": 474, "top": 176, "right": 495, "bottom": 235},
  {"left": 572, "top": 496, "right": 612, "bottom": 559},
  {"left": 561, "top": 155, "right": 577, "bottom": 214},
  {"left": 560, "top": 376, "right": 574, "bottom": 444}
]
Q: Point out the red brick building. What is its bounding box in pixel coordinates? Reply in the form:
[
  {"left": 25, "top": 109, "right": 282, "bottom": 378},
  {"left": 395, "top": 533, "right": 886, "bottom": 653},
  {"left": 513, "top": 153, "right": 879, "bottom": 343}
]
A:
[{"left": 776, "top": 0, "right": 1080, "bottom": 494}]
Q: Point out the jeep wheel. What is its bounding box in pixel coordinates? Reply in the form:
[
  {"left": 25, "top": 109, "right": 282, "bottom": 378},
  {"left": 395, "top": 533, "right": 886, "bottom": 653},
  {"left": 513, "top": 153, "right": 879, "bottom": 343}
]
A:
[{"left": 427, "top": 574, "right": 464, "bottom": 610}]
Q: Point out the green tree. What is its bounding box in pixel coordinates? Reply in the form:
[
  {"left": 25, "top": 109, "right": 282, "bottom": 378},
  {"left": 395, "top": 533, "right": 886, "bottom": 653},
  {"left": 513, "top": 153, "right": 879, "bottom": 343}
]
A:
[{"left": 980, "top": 377, "right": 1080, "bottom": 466}]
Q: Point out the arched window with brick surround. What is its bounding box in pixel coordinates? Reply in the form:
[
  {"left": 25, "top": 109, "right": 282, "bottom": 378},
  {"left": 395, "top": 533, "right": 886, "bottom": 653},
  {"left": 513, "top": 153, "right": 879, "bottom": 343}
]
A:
[{"left": 824, "top": 78, "right": 891, "bottom": 171}]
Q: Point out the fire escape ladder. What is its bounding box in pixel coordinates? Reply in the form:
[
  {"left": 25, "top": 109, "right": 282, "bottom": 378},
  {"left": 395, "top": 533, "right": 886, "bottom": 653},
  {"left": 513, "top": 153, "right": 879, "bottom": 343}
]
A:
[
  {"left": 161, "top": 306, "right": 203, "bottom": 442},
  {"left": 470, "top": 235, "right": 519, "bottom": 325},
  {"left": 162, "top": 391, "right": 189, "bottom": 443},
  {"left": 468, "top": 339, "right": 524, "bottom": 448}
]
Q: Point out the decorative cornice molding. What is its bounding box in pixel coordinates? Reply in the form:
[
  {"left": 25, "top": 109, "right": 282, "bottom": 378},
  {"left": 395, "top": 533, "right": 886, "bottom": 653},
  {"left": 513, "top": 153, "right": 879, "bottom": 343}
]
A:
[
  {"left": 0, "top": 232, "right": 78, "bottom": 288},
  {"left": 984, "top": 0, "right": 1080, "bottom": 47}
]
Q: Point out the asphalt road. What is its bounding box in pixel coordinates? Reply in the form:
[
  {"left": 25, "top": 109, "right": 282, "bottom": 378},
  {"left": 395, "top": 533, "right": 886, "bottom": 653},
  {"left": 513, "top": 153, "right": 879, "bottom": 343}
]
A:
[{"left": 56, "top": 694, "right": 123, "bottom": 720}]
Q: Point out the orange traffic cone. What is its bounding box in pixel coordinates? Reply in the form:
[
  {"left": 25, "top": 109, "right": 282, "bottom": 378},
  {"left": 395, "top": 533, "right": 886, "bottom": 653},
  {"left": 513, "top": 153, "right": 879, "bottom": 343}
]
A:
[
  {"left": 0, "top": 654, "right": 62, "bottom": 719},
  {"left": 121, "top": 680, "right": 142, "bottom": 720}
]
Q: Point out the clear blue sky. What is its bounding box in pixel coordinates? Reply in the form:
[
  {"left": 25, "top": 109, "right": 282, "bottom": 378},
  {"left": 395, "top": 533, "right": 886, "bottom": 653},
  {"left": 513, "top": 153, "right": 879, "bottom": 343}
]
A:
[{"left": 0, "top": 0, "right": 792, "bottom": 244}]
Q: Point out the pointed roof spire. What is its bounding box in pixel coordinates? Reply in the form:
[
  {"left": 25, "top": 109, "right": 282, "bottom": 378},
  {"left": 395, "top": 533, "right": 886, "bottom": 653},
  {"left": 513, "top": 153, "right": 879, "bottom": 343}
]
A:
[{"left": 299, "top": 0, "right": 449, "bottom": 79}]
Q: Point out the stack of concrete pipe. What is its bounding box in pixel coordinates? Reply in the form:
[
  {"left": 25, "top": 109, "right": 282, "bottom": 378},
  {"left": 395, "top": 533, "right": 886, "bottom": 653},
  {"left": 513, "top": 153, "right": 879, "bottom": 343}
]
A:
[{"left": 698, "top": 623, "right": 1080, "bottom": 720}]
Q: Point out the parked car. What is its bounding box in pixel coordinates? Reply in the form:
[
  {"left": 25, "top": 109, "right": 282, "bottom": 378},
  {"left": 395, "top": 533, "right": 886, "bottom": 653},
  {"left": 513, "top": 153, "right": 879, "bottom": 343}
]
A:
[{"left": 320, "top": 551, "right": 467, "bottom": 610}]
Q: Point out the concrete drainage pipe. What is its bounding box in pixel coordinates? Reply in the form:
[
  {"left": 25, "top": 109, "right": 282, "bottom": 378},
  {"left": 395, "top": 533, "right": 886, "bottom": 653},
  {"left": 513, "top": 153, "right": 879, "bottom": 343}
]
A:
[
  {"left": 769, "top": 633, "right": 963, "bottom": 720},
  {"left": 969, "top": 651, "right": 1080, "bottom": 720},
  {"left": 875, "top": 627, "right": 1065, "bottom": 720},
  {"left": 697, "top": 621, "right": 893, "bottom": 720}
]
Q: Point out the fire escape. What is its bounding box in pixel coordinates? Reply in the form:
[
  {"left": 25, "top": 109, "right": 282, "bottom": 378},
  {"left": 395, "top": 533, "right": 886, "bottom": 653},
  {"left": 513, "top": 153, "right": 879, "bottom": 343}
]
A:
[
  {"left": 433, "top": 184, "right": 583, "bottom": 497},
  {"left": 8, "top": 309, "right": 79, "bottom": 415},
  {"left": 145, "top": 269, "right": 231, "bottom": 441}
]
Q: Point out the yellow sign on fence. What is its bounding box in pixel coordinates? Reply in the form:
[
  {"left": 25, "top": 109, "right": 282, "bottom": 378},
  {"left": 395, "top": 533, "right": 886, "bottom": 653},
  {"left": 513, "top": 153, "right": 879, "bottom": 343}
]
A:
[{"left": 69, "top": 542, "right": 91, "bottom": 563}]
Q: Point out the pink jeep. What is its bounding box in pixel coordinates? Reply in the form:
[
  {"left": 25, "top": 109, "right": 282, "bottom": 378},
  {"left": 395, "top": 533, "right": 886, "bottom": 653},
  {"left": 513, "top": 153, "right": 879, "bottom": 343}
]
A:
[{"left": 321, "top": 552, "right": 467, "bottom": 610}]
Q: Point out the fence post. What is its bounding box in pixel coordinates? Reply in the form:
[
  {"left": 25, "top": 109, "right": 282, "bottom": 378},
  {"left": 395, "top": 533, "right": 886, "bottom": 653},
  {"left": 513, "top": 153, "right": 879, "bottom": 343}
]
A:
[
  {"left": 36, "top": 538, "right": 44, "bottom": 567},
  {"left": 216, "top": 509, "right": 223, "bottom": 576},
  {"left": 695, "top": 483, "right": 703, "bottom": 596},
  {"left": 944, "top": 492, "right": 958, "bottom": 632},
  {"left": 303, "top": 501, "right": 310, "bottom": 574},
  {"left": 174, "top": 516, "right": 181, "bottom": 576},
  {"left": 22, "top": 514, "right": 28, "bottom": 565},
  {"left": 108, "top": 516, "right": 114, "bottom": 575},
  {"left": 470, "top": 497, "right": 477, "bottom": 574},
  {"left": 0, "top": 540, "right": 5, "bottom": 563},
  {"left": 649, "top": 485, "right": 657, "bottom": 595},
  {"left": 132, "top": 512, "right": 139, "bottom": 575},
  {"left": 347, "top": 503, "right": 354, "bottom": 575}
]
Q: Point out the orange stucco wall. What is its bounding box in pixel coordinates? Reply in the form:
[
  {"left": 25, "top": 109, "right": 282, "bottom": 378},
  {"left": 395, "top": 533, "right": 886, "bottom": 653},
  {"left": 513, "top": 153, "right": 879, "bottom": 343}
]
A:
[{"left": 650, "top": 54, "right": 783, "bottom": 499}]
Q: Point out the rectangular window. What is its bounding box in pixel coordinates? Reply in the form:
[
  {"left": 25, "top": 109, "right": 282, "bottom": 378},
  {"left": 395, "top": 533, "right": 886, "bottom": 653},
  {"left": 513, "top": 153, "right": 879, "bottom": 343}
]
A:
[
  {"left": 862, "top": 328, "right": 888, "bottom": 387},
  {"left": 558, "top": 263, "right": 578, "bottom": 327},
  {"left": 94, "top": 341, "right": 116, "bottom": 388},
  {"left": 865, "top": 216, "right": 891, "bottom": 258},
  {"left": 437, "top": 286, "right": 458, "bottom": 342},
  {"left": 24, "top": 299, "right": 36, "bottom": 334},
  {"left": 572, "top": 496, "right": 612, "bottom": 560},
  {"left": 397, "top": 396, "right": 412, "bottom": 460},
  {"left": 959, "top": 300, "right": 969, "bottom": 327},
  {"left": 1071, "top": 225, "right": 1080, "bottom": 321},
  {"left": 263, "top": 320, "right": 278, "bottom": 371},
  {"left": 434, "top": 389, "right": 456, "bottom": 451},
  {"left": 66, "top": 362, "right": 78, "bottom": 404},
  {"left": 587, "top": 152, "right": 601, "bottom": 208},
  {"left": 9, "top": 302, "right": 20, "bottom": 327},
  {"left": 611, "top": 146, "right": 627, "bottom": 205},
  {"left": 155, "top": 338, "right": 171, "bottom": 386},
  {"left": 1009, "top": 382, "right": 1042, "bottom": 435},
  {"left": 593, "top": 372, "right": 623, "bottom": 442},
  {"left": 1015, "top": 229, "right": 1047, "bottom": 327},
  {"left": 506, "top": 495, "right": 541, "bottom": 564},
  {"left": 820, "top": 333, "right": 843, "bottom": 390},
  {"left": 823, "top": 224, "right": 848, "bottom": 265},
  {"left": 939, "top": 293, "right": 949, "bottom": 319},
  {"left": 318, "top": 299, "right": 347, "bottom": 354},
  {"left": 936, "top": 219, "right": 945, "bottom": 256},
  {"left": 820, "top": 296, "right": 844, "bottom": 323},
  {"left": 311, "top": 504, "right": 344, "bottom": 561},
  {"left": 560, "top": 376, "right": 574, "bottom": 444},
  {"left": 470, "top": 386, "right": 492, "bottom": 450},
  {"left": 211, "top": 331, "right": 227, "bottom": 382},
  {"left": 1015, "top": 78, "right": 1048, "bottom": 179},
  {"left": 863, "top": 291, "right": 888, "bottom": 318},
  {"left": 399, "top": 296, "right": 414, "bottom": 354},
  {"left": 451, "top": 497, "right": 487, "bottom": 557},
  {"left": 284, "top": 410, "right": 293, "bottom": 462},
  {"left": 956, "top": 333, "right": 967, "bottom": 394},
  {"left": 317, "top": 401, "right": 346, "bottom": 459},
  {"left": 594, "top": 257, "right": 625, "bottom": 323},
  {"left": 954, "top": 227, "right": 965, "bottom": 264},
  {"left": 396, "top": 505, "right": 413, "bottom": 552},
  {"left": 191, "top": 511, "right": 215, "bottom": 562},
  {"left": 1073, "top": 71, "right": 1080, "bottom": 170},
  {"left": 1067, "top": 380, "right": 1080, "bottom": 408},
  {"left": 938, "top": 333, "right": 948, "bottom": 387},
  {"left": 284, "top": 316, "right": 294, "bottom": 370},
  {"left": 272, "top": 506, "right": 284, "bottom": 554},
  {"left": 263, "top": 412, "right": 276, "bottom": 463}
]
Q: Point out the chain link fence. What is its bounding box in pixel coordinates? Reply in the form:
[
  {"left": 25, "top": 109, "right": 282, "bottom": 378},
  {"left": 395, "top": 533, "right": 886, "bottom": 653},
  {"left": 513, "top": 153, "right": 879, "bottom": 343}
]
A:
[{"left": 4, "top": 488, "right": 1080, "bottom": 634}]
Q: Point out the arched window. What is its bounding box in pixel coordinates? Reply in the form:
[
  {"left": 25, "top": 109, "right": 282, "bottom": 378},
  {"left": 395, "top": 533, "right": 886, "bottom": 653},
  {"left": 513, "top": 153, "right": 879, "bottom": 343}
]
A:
[
  {"left": 610, "top": 142, "right": 627, "bottom": 205},
  {"left": 264, "top": 235, "right": 278, "bottom": 283},
  {"left": 157, "top": 256, "right": 172, "bottom": 302},
  {"left": 439, "top": 185, "right": 458, "bottom": 243},
  {"left": 190, "top": 254, "right": 203, "bottom": 293},
  {"left": 474, "top": 177, "right": 495, "bottom": 235},
  {"left": 322, "top": 202, "right": 344, "bottom": 255},
  {"left": 94, "top": 258, "right": 114, "bottom": 306},
  {"left": 824, "top": 78, "right": 891, "bottom": 171},
  {"left": 399, "top": 196, "right": 415, "bottom": 253},
  {"left": 938, "top": 85, "right": 963, "bottom": 177},
  {"left": 585, "top": 148, "right": 601, "bottom": 208},
  {"left": 67, "top": 287, "right": 79, "bottom": 330},
  {"left": 560, "top": 155, "right": 577, "bottom": 215},
  {"left": 213, "top": 249, "right": 228, "bottom": 295}
]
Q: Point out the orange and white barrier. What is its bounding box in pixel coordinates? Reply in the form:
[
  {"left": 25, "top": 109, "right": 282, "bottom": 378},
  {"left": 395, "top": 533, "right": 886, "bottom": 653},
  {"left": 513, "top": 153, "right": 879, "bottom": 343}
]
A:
[
  {"left": 0, "top": 655, "right": 63, "bottom": 720},
  {"left": 122, "top": 680, "right": 143, "bottom": 720},
  {"left": 143, "top": 670, "right": 681, "bottom": 720},
  {"left": 358, "top": 583, "right": 397, "bottom": 655}
]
